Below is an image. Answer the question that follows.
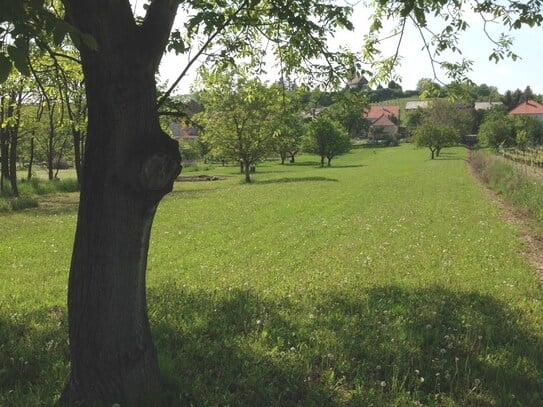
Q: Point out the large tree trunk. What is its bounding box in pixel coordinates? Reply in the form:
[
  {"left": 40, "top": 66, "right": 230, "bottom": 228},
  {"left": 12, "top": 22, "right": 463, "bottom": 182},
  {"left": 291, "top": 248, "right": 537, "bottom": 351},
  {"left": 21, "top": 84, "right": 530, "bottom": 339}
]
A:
[{"left": 60, "top": 1, "right": 180, "bottom": 405}]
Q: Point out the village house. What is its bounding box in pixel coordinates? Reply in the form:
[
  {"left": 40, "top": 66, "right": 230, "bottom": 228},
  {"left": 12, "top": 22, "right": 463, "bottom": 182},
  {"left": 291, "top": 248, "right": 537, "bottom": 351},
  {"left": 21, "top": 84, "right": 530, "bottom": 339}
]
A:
[
  {"left": 363, "top": 105, "right": 401, "bottom": 138},
  {"left": 508, "top": 99, "right": 543, "bottom": 123}
]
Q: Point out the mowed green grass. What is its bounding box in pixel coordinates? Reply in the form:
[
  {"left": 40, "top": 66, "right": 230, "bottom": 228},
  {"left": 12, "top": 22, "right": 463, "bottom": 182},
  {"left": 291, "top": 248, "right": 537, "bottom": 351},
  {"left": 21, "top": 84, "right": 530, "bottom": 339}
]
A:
[{"left": 1, "top": 145, "right": 542, "bottom": 405}]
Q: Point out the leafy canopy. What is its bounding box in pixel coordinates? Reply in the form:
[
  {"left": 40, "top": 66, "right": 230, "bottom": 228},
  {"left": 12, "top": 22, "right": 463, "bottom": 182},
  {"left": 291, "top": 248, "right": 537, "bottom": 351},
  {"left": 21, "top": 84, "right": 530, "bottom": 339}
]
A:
[{"left": 194, "top": 66, "right": 279, "bottom": 168}]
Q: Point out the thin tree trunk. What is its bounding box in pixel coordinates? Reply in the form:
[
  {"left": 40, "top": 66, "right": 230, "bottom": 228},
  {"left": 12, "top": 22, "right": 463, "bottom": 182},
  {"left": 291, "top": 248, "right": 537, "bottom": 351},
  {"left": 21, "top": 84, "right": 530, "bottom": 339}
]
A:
[
  {"left": 320, "top": 155, "right": 325, "bottom": 167},
  {"left": 47, "top": 118, "right": 55, "bottom": 180},
  {"left": 9, "top": 128, "right": 18, "bottom": 197},
  {"left": 0, "top": 134, "right": 8, "bottom": 189},
  {"left": 73, "top": 130, "right": 83, "bottom": 185},
  {"left": 289, "top": 151, "right": 296, "bottom": 163},
  {"left": 27, "top": 137, "right": 34, "bottom": 181},
  {"left": 244, "top": 162, "right": 251, "bottom": 183}
]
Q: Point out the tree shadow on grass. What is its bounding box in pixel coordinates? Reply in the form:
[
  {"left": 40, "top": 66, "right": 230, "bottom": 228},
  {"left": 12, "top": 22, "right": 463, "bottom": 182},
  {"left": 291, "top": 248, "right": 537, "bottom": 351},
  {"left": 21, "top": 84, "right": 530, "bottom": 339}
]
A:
[
  {"left": 436, "top": 151, "right": 469, "bottom": 162},
  {"left": 2, "top": 285, "right": 541, "bottom": 405},
  {"left": 327, "top": 164, "right": 367, "bottom": 169},
  {"left": 149, "top": 284, "right": 543, "bottom": 406},
  {"left": 0, "top": 305, "right": 69, "bottom": 405},
  {"left": 255, "top": 176, "right": 338, "bottom": 185},
  {"left": 287, "top": 161, "right": 323, "bottom": 167}
]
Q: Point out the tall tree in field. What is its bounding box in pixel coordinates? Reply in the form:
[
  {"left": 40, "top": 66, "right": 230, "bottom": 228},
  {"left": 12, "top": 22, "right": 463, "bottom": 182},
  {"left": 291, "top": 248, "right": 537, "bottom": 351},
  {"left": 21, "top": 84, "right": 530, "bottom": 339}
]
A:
[
  {"left": 2, "top": 0, "right": 542, "bottom": 405},
  {"left": 422, "top": 99, "right": 474, "bottom": 155},
  {"left": 271, "top": 86, "right": 305, "bottom": 164},
  {"left": 195, "top": 68, "right": 279, "bottom": 183},
  {"left": 327, "top": 90, "right": 369, "bottom": 138},
  {"left": 303, "top": 115, "right": 352, "bottom": 167},
  {"left": 413, "top": 122, "right": 458, "bottom": 159},
  {"left": 0, "top": 74, "right": 31, "bottom": 196}
]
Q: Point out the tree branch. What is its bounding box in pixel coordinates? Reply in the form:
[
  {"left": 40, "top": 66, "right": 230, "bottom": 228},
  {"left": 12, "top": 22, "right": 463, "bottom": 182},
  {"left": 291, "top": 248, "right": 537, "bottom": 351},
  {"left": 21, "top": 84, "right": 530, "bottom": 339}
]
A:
[
  {"left": 156, "top": 0, "right": 249, "bottom": 108},
  {"left": 140, "top": 0, "right": 180, "bottom": 69}
]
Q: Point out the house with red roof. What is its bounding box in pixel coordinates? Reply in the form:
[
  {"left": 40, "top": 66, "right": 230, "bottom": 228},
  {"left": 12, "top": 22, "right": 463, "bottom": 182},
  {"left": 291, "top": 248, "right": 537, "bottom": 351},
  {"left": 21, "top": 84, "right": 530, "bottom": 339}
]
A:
[
  {"left": 508, "top": 99, "right": 543, "bottom": 123},
  {"left": 363, "top": 105, "right": 401, "bottom": 137}
]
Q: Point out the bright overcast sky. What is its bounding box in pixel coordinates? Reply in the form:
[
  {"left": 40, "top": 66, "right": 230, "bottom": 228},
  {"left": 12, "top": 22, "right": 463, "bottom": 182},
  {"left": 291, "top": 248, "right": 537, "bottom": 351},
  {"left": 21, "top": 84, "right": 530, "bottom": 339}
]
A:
[{"left": 156, "top": 2, "right": 543, "bottom": 95}]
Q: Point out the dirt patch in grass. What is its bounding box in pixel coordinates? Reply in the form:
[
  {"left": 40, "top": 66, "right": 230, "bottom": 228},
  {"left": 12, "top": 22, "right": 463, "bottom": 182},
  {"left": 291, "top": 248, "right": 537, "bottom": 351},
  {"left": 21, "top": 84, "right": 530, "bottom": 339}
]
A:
[
  {"left": 38, "top": 193, "right": 80, "bottom": 212},
  {"left": 176, "top": 175, "right": 224, "bottom": 182},
  {"left": 468, "top": 159, "right": 543, "bottom": 284}
]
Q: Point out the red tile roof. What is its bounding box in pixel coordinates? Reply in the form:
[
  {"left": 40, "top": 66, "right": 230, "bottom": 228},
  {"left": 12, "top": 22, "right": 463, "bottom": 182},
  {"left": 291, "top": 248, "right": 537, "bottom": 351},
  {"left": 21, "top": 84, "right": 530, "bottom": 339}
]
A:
[
  {"left": 372, "top": 114, "right": 397, "bottom": 127},
  {"left": 364, "top": 105, "right": 400, "bottom": 120},
  {"left": 509, "top": 100, "right": 543, "bottom": 115}
]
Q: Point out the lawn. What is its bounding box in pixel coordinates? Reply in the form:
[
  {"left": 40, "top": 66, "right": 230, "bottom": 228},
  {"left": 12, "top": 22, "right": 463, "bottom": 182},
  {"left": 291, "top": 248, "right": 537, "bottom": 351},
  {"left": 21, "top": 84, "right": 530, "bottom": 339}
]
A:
[{"left": 1, "top": 144, "right": 542, "bottom": 405}]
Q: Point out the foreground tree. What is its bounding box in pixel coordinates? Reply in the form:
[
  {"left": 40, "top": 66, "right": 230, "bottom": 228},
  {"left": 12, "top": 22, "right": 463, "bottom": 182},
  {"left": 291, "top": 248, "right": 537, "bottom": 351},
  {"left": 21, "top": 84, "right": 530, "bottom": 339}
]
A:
[{"left": 303, "top": 115, "right": 351, "bottom": 167}]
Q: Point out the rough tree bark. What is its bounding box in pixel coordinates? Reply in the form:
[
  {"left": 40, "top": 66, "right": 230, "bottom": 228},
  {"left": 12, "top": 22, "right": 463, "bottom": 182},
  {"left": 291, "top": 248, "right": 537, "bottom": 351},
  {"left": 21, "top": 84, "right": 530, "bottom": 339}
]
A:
[{"left": 60, "top": 1, "right": 180, "bottom": 405}]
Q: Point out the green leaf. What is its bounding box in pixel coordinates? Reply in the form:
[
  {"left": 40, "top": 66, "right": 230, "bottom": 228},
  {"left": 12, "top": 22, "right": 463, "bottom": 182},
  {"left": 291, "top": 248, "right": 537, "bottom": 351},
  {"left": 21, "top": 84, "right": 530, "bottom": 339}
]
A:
[
  {"left": 52, "top": 20, "right": 72, "bottom": 46},
  {"left": 0, "top": 53, "right": 13, "bottom": 83}
]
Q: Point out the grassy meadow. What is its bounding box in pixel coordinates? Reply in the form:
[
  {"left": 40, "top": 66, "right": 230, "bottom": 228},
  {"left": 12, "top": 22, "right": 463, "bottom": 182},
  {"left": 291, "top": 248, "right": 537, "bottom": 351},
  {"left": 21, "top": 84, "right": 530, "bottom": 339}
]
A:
[{"left": 1, "top": 144, "right": 543, "bottom": 405}]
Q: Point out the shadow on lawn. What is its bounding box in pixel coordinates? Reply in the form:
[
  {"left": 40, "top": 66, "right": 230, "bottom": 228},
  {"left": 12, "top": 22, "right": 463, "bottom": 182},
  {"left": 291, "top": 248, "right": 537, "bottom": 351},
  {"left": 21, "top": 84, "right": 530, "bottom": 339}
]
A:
[
  {"left": 255, "top": 176, "right": 338, "bottom": 185},
  {"left": 149, "top": 284, "right": 543, "bottom": 406},
  {"left": 1, "top": 285, "right": 542, "bottom": 405},
  {"left": 0, "top": 304, "right": 69, "bottom": 405},
  {"left": 435, "top": 151, "right": 469, "bottom": 162}
]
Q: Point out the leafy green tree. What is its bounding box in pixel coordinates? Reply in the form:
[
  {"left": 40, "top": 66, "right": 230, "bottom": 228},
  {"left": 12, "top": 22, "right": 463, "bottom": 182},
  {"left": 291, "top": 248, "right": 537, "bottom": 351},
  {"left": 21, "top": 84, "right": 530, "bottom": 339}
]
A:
[
  {"left": 413, "top": 123, "right": 458, "bottom": 159},
  {"left": 327, "top": 90, "right": 369, "bottom": 138},
  {"left": 269, "top": 85, "right": 306, "bottom": 164},
  {"left": 28, "top": 50, "right": 74, "bottom": 180},
  {"left": 478, "top": 110, "right": 515, "bottom": 149},
  {"left": 512, "top": 115, "right": 543, "bottom": 146},
  {"left": 406, "top": 108, "right": 425, "bottom": 133},
  {"left": 273, "top": 112, "right": 305, "bottom": 164},
  {"left": 0, "top": 73, "right": 31, "bottom": 196},
  {"left": 303, "top": 115, "right": 352, "bottom": 166},
  {"left": 425, "top": 99, "right": 474, "bottom": 138},
  {"left": 195, "top": 68, "right": 279, "bottom": 183}
]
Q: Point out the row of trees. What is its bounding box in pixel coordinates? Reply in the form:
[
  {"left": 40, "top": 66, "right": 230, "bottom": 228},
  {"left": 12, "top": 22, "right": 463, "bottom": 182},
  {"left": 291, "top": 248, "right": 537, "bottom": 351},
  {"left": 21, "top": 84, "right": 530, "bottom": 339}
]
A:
[
  {"left": 479, "top": 109, "right": 543, "bottom": 149},
  {"left": 411, "top": 100, "right": 475, "bottom": 159},
  {"left": 0, "top": 45, "right": 86, "bottom": 197},
  {"left": 191, "top": 67, "right": 355, "bottom": 182},
  {"left": 409, "top": 99, "right": 543, "bottom": 159}
]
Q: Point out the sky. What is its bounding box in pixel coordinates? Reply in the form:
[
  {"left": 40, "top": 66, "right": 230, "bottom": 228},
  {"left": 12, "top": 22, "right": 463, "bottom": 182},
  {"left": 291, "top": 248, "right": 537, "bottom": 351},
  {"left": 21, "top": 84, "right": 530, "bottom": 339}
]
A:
[{"left": 156, "top": 2, "right": 543, "bottom": 96}]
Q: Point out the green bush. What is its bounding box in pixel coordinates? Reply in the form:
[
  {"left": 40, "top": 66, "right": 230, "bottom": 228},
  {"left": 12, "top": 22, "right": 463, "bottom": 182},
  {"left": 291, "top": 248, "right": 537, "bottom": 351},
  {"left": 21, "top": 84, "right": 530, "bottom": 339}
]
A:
[
  {"left": 9, "top": 196, "right": 39, "bottom": 211},
  {"left": 470, "top": 151, "right": 543, "bottom": 222},
  {"left": 18, "top": 177, "right": 79, "bottom": 195},
  {"left": 0, "top": 198, "right": 11, "bottom": 212}
]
